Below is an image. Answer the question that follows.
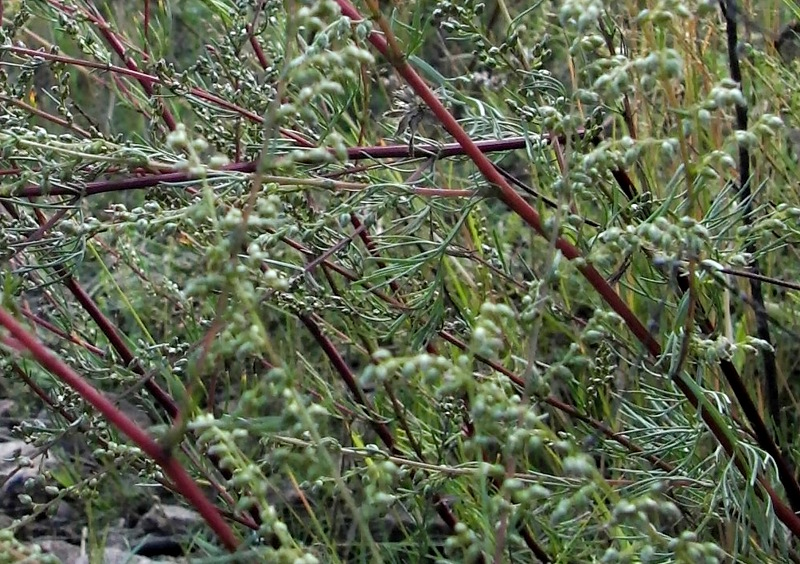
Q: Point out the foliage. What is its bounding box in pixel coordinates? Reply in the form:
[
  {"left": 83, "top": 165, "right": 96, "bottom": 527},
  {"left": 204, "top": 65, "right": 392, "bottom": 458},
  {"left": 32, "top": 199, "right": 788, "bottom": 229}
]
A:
[{"left": 1, "top": 0, "right": 800, "bottom": 562}]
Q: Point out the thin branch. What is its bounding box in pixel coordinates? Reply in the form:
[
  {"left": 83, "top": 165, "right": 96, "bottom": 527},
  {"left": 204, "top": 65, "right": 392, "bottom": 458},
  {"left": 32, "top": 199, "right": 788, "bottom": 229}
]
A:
[
  {"left": 335, "top": 0, "right": 800, "bottom": 538},
  {"left": 0, "top": 307, "right": 239, "bottom": 551},
  {"left": 720, "top": 0, "right": 782, "bottom": 437}
]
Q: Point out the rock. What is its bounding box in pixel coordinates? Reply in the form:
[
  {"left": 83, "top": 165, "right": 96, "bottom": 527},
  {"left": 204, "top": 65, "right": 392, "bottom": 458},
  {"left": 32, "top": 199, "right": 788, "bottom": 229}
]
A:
[
  {"left": 38, "top": 539, "right": 162, "bottom": 563},
  {"left": 0, "top": 439, "right": 56, "bottom": 514},
  {"left": 1, "top": 535, "right": 61, "bottom": 563},
  {"left": 137, "top": 504, "right": 202, "bottom": 536},
  {"left": 777, "top": 22, "right": 800, "bottom": 64},
  {"left": 74, "top": 545, "right": 160, "bottom": 564},
  {"left": 37, "top": 539, "right": 82, "bottom": 562},
  {"left": 0, "top": 439, "right": 43, "bottom": 469},
  {"left": 131, "top": 535, "right": 185, "bottom": 558},
  {"left": 0, "top": 399, "right": 16, "bottom": 419},
  {"left": 114, "top": 400, "right": 153, "bottom": 431},
  {"left": 53, "top": 500, "right": 77, "bottom": 523}
]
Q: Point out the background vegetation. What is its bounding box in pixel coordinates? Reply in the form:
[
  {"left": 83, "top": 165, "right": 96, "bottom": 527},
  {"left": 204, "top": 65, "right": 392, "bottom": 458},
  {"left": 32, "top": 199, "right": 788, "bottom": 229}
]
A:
[{"left": 2, "top": 0, "right": 800, "bottom": 561}]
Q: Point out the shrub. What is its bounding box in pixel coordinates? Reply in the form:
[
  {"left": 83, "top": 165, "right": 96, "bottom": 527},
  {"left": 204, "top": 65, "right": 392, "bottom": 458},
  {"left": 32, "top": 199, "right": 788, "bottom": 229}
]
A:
[{"left": 1, "top": 0, "right": 800, "bottom": 561}]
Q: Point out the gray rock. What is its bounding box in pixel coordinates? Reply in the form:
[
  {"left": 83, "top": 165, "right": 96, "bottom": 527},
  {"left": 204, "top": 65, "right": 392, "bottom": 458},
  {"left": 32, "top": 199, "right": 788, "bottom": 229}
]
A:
[
  {"left": 0, "top": 439, "right": 56, "bottom": 512},
  {"left": 137, "top": 504, "right": 202, "bottom": 536},
  {"left": 74, "top": 546, "right": 160, "bottom": 564},
  {"left": 38, "top": 539, "right": 162, "bottom": 563}
]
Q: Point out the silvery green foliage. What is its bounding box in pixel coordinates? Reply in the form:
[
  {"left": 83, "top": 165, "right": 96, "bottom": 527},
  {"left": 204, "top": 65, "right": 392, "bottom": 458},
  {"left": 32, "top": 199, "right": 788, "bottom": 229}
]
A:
[
  {"left": 4, "top": 0, "right": 800, "bottom": 561},
  {"left": 559, "top": 0, "right": 604, "bottom": 32}
]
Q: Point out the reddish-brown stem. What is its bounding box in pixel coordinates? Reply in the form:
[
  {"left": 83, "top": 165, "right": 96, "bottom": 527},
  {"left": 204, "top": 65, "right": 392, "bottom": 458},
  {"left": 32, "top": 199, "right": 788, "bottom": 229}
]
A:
[
  {"left": 298, "top": 313, "right": 464, "bottom": 533},
  {"left": 20, "top": 306, "right": 106, "bottom": 357},
  {"left": 0, "top": 307, "right": 239, "bottom": 551},
  {"left": 247, "top": 0, "right": 271, "bottom": 69},
  {"left": 2, "top": 97, "right": 92, "bottom": 137},
  {"left": 59, "top": 0, "right": 177, "bottom": 130},
  {"left": 60, "top": 274, "right": 179, "bottom": 417},
  {"left": 4, "top": 46, "right": 262, "bottom": 125},
  {"left": 333, "top": 0, "right": 800, "bottom": 538},
  {"left": 143, "top": 0, "right": 151, "bottom": 53},
  {"left": 11, "top": 136, "right": 548, "bottom": 199}
]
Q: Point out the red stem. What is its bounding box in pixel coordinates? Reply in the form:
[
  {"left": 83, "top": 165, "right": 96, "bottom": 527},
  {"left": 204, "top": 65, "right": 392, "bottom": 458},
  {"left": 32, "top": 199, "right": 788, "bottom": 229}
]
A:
[
  {"left": 0, "top": 307, "right": 239, "bottom": 551},
  {"left": 13, "top": 136, "right": 545, "bottom": 198},
  {"left": 333, "top": 0, "right": 800, "bottom": 538}
]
